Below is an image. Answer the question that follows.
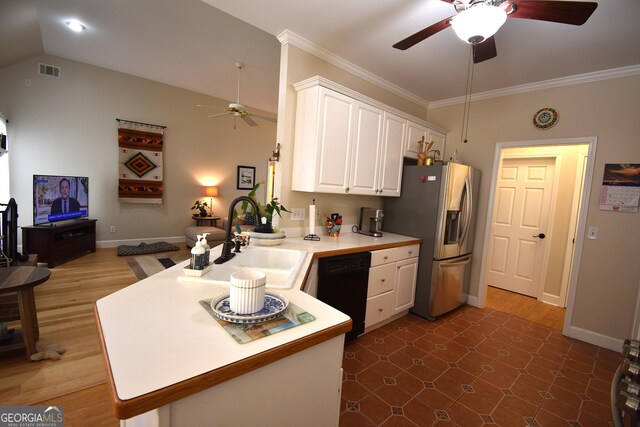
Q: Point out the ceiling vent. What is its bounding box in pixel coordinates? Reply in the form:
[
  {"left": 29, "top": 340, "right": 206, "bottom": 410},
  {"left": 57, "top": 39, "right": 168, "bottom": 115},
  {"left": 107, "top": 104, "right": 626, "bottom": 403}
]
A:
[{"left": 38, "top": 63, "right": 61, "bottom": 78}]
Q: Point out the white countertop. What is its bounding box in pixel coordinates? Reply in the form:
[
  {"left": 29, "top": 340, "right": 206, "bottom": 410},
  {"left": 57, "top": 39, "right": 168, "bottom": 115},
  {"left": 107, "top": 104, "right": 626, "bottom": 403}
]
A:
[{"left": 95, "top": 231, "right": 420, "bottom": 416}]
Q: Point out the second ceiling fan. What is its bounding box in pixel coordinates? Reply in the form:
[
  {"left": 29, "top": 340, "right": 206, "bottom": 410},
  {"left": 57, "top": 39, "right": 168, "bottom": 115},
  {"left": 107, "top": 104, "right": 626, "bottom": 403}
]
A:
[
  {"left": 393, "top": 0, "right": 598, "bottom": 63},
  {"left": 200, "top": 63, "right": 276, "bottom": 127}
]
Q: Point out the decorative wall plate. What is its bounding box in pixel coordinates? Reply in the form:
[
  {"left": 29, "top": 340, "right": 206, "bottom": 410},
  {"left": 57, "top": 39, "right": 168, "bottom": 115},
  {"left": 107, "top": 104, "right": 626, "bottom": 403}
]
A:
[{"left": 533, "top": 108, "right": 559, "bottom": 129}]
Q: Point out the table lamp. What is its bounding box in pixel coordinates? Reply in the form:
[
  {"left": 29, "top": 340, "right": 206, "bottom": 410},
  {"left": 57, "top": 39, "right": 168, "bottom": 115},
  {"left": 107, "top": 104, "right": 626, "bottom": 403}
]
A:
[{"left": 204, "top": 186, "right": 218, "bottom": 216}]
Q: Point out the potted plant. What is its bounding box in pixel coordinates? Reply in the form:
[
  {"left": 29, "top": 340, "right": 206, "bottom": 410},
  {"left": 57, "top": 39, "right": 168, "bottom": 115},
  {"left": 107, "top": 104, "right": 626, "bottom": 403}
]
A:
[
  {"left": 191, "top": 200, "right": 209, "bottom": 217},
  {"left": 234, "top": 182, "right": 290, "bottom": 233}
]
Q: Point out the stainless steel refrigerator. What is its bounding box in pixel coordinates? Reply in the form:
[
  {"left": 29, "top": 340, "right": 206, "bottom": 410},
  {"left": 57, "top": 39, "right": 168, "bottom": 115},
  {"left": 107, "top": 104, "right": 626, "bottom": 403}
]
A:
[{"left": 384, "top": 162, "right": 479, "bottom": 320}]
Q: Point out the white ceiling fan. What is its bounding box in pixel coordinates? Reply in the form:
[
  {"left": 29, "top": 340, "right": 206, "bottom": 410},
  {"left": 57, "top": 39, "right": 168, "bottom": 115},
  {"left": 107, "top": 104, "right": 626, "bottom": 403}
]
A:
[{"left": 198, "top": 63, "right": 277, "bottom": 128}]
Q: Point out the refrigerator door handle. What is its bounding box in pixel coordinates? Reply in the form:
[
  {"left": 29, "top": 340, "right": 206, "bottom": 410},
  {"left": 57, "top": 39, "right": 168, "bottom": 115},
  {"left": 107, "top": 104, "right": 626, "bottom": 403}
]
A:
[
  {"left": 439, "top": 254, "right": 472, "bottom": 267},
  {"left": 459, "top": 177, "right": 473, "bottom": 246}
]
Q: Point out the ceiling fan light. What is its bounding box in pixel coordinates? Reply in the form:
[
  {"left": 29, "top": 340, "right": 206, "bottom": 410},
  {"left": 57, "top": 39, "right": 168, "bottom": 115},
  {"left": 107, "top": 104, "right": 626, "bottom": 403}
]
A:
[{"left": 451, "top": 4, "right": 507, "bottom": 44}]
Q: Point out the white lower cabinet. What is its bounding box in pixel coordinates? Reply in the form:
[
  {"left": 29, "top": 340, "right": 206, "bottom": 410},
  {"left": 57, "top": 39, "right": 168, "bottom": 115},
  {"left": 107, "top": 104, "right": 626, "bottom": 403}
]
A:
[{"left": 365, "top": 244, "right": 420, "bottom": 329}]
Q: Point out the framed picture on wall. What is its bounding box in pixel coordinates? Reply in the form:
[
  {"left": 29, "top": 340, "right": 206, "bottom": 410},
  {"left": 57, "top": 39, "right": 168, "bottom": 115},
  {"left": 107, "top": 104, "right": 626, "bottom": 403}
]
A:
[{"left": 237, "top": 165, "right": 256, "bottom": 190}]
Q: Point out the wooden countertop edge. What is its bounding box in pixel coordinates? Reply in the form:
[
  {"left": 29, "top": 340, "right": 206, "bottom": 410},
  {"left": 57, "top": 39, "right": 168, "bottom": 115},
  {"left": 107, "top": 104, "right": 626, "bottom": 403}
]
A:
[
  {"left": 311, "top": 238, "right": 421, "bottom": 259},
  {"left": 95, "top": 304, "right": 352, "bottom": 420}
]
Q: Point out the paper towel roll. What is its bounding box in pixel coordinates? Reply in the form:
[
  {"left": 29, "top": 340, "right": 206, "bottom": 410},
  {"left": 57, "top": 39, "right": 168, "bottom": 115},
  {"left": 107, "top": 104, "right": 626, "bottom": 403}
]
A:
[{"left": 309, "top": 204, "right": 316, "bottom": 235}]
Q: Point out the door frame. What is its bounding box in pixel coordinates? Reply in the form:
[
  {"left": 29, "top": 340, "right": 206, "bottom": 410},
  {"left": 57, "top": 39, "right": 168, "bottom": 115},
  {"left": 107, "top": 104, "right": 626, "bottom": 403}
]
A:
[{"left": 476, "top": 136, "right": 597, "bottom": 337}]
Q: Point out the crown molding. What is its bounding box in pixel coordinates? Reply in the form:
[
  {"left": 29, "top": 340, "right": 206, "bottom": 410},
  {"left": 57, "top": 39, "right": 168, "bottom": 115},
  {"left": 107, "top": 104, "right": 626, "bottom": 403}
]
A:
[
  {"left": 277, "top": 30, "right": 640, "bottom": 112},
  {"left": 277, "top": 30, "right": 430, "bottom": 109},
  {"left": 429, "top": 64, "right": 640, "bottom": 109}
]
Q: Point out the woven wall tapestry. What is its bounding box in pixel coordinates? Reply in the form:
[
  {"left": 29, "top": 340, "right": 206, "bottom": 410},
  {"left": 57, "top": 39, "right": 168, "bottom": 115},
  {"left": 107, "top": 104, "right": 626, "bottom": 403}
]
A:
[{"left": 117, "top": 119, "right": 165, "bottom": 204}]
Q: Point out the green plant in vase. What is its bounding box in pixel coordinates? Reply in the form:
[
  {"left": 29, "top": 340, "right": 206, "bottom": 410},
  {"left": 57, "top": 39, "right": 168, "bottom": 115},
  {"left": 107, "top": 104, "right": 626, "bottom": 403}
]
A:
[
  {"left": 234, "top": 182, "right": 290, "bottom": 233},
  {"left": 191, "top": 200, "right": 209, "bottom": 217}
]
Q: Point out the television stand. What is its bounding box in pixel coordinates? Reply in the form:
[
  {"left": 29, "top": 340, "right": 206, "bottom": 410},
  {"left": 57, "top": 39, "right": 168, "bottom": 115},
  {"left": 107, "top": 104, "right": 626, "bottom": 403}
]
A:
[{"left": 22, "top": 219, "right": 97, "bottom": 267}]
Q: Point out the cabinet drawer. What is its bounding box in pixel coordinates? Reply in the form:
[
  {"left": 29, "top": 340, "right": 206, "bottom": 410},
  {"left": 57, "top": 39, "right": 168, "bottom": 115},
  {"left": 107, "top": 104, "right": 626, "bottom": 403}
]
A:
[
  {"left": 370, "top": 248, "right": 396, "bottom": 266},
  {"left": 370, "top": 244, "right": 420, "bottom": 266},
  {"left": 368, "top": 263, "right": 395, "bottom": 297},
  {"left": 397, "top": 244, "right": 420, "bottom": 260},
  {"left": 365, "top": 291, "right": 394, "bottom": 328}
]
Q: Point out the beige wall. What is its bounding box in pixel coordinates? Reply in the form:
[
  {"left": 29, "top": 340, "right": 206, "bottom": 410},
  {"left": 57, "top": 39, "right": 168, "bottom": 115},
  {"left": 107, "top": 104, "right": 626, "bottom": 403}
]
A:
[
  {"left": 428, "top": 75, "right": 640, "bottom": 340},
  {"left": 276, "top": 44, "right": 430, "bottom": 231},
  {"left": 0, "top": 55, "right": 275, "bottom": 242}
]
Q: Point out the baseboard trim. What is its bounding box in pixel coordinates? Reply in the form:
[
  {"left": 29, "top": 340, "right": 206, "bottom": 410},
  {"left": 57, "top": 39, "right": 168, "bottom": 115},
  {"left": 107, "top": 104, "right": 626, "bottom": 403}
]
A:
[
  {"left": 97, "top": 236, "right": 185, "bottom": 248},
  {"left": 466, "top": 295, "right": 479, "bottom": 308},
  {"left": 541, "top": 293, "right": 561, "bottom": 306},
  {"left": 564, "top": 325, "right": 624, "bottom": 352}
]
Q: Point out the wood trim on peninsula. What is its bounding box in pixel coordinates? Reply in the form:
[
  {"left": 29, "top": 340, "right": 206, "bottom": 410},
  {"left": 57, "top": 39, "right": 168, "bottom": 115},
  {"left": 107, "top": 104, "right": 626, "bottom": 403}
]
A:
[{"left": 95, "top": 304, "right": 351, "bottom": 420}]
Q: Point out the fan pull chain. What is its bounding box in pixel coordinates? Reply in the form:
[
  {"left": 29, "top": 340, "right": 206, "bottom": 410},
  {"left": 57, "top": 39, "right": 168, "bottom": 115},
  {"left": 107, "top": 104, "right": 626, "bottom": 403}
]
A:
[{"left": 461, "top": 48, "right": 475, "bottom": 144}]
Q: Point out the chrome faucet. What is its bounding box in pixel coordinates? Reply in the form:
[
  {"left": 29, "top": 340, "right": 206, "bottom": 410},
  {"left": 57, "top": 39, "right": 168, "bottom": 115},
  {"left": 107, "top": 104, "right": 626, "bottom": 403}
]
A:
[{"left": 214, "top": 196, "right": 261, "bottom": 264}]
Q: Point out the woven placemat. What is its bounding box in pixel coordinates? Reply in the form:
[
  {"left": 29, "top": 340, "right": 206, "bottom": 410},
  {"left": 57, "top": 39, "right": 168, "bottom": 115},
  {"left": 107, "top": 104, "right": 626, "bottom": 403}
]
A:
[{"left": 199, "top": 298, "right": 315, "bottom": 344}]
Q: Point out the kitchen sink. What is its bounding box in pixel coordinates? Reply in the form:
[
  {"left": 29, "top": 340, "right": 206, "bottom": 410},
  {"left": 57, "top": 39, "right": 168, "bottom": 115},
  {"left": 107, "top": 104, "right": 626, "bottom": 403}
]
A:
[{"left": 185, "top": 246, "right": 308, "bottom": 290}]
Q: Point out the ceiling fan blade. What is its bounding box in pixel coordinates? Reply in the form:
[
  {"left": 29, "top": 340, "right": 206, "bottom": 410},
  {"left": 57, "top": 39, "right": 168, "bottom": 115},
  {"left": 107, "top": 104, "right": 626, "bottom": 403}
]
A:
[
  {"left": 393, "top": 16, "right": 454, "bottom": 50},
  {"left": 251, "top": 113, "right": 277, "bottom": 123},
  {"left": 503, "top": 1, "right": 598, "bottom": 25},
  {"left": 473, "top": 36, "right": 497, "bottom": 64},
  {"left": 241, "top": 115, "right": 258, "bottom": 127},
  {"left": 207, "top": 112, "right": 233, "bottom": 119}
]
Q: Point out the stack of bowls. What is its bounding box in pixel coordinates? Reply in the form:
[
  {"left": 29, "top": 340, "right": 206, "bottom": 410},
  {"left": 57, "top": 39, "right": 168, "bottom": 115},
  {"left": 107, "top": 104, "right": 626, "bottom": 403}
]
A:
[{"left": 249, "top": 230, "right": 286, "bottom": 246}]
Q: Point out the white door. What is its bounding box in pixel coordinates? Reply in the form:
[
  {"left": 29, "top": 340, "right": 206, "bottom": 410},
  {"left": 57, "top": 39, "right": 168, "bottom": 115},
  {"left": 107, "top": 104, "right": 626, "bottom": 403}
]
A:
[{"left": 485, "top": 157, "right": 555, "bottom": 297}]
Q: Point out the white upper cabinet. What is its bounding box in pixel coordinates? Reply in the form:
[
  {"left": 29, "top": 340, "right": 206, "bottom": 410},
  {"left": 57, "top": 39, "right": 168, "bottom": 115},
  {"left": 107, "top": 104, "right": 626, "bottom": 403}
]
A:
[
  {"left": 405, "top": 120, "right": 447, "bottom": 162},
  {"left": 348, "top": 103, "right": 384, "bottom": 195},
  {"left": 292, "top": 77, "right": 447, "bottom": 196},
  {"left": 377, "top": 112, "right": 406, "bottom": 196}
]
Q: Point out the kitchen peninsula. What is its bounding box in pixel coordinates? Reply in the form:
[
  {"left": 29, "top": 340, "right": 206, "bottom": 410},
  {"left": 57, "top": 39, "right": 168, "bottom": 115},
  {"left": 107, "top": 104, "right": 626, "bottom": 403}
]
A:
[{"left": 95, "top": 232, "right": 420, "bottom": 426}]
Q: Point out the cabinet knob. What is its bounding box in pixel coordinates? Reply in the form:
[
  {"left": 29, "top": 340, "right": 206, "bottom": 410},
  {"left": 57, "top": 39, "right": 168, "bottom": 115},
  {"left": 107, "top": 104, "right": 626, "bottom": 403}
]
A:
[
  {"left": 345, "top": 187, "right": 350, "bottom": 193},
  {"left": 383, "top": 256, "right": 388, "bottom": 260},
  {"left": 408, "top": 250, "right": 413, "bottom": 255},
  {"left": 378, "top": 308, "right": 383, "bottom": 312},
  {"left": 381, "top": 278, "right": 385, "bottom": 282}
]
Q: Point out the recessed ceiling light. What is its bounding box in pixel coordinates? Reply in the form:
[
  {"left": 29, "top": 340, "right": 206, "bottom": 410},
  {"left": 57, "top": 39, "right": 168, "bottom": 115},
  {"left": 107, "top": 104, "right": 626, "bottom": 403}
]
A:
[{"left": 65, "top": 19, "right": 86, "bottom": 33}]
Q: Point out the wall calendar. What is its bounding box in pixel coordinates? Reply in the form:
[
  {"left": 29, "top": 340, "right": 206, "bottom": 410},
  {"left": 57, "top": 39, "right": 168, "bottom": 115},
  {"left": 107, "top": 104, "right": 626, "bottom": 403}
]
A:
[{"left": 599, "top": 163, "right": 640, "bottom": 212}]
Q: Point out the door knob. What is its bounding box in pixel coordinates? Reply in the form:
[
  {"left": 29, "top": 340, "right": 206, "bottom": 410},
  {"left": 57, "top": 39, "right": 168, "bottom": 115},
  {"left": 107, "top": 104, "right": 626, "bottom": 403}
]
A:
[{"left": 533, "top": 233, "right": 546, "bottom": 239}]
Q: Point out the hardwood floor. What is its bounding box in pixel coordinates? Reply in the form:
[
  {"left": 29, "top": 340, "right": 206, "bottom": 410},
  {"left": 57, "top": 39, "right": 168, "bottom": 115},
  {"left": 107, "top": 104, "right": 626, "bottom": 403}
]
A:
[
  {"left": 485, "top": 285, "right": 566, "bottom": 331},
  {"left": 0, "top": 244, "right": 191, "bottom": 426},
  {"left": 1, "top": 246, "right": 566, "bottom": 426}
]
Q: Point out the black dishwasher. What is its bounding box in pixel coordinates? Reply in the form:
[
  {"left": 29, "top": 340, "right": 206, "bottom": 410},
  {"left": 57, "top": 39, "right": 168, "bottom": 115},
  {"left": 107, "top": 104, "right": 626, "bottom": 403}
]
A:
[{"left": 317, "top": 252, "right": 371, "bottom": 342}]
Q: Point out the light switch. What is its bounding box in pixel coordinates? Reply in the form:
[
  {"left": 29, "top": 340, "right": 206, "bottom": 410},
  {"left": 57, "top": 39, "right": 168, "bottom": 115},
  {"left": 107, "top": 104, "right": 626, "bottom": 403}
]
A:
[
  {"left": 587, "top": 226, "right": 598, "bottom": 240},
  {"left": 290, "top": 208, "right": 305, "bottom": 221}
]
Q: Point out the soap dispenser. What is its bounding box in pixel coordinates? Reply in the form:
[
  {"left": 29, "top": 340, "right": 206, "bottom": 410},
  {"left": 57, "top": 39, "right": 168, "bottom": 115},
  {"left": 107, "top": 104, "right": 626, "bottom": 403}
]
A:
[
  {"left": 201, "top": 233, "right": 211, "bottom": 265},
  {"left": 190, "top": 234, "right": 207, "bottom": 270}
]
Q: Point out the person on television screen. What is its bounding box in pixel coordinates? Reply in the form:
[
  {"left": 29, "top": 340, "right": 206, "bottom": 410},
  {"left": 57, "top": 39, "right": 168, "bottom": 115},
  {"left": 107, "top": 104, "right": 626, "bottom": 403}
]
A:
[{"left": 50, "top": 178, "right": 81, "bottom": 214}]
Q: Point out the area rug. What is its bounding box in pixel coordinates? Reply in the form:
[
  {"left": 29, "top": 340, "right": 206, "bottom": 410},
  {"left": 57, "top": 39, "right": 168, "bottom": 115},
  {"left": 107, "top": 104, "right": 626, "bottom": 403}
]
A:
[
  {"left": 117, "top": 241, "right": 179, "bottom": 256},
  {"left": 127, "top": 253, "right": 190, "bottom": 280}
]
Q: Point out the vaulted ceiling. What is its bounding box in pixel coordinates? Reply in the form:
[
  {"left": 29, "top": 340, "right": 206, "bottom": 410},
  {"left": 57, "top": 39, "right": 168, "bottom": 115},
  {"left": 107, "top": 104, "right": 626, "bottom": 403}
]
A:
[{"left": 2, "top": 0, "right": 639, "bottom": 114}]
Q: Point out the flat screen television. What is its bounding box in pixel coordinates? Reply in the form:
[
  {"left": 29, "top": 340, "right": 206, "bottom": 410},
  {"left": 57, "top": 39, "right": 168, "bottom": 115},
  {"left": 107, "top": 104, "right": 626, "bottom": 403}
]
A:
[{"left": 33, "top": 175, "right": 89, "bottom": 225}]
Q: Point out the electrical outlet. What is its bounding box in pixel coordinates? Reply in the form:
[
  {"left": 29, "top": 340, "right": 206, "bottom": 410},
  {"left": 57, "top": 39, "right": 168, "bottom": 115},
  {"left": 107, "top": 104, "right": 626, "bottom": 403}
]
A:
[
  {"left": 109, "top": 225, "right": 116, "bottom": 233},
  {"left": 587, "top": 226, "right": 598, "bottom": 240},
  {"left": 316, "top": 208, "right": 321, "bottom": 218},
  {"left": 290, "top": 208, "right": 305, "bottom": 221}
]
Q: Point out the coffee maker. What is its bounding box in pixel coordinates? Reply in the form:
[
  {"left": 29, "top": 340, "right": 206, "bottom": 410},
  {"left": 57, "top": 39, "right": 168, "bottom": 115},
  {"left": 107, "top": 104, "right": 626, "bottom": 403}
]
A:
[{"left": 357, "top": 207, "right": 384, "bottom": 237}]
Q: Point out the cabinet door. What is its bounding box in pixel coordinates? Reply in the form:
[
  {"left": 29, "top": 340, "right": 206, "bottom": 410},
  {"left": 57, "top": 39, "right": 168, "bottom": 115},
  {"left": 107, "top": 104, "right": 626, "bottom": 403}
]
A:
[
  {"left": 365, "top": 291, "right": 394, "bottom": 328},
  {"left": 377, "top": 112, "right": 406, "bottom": 197},
  {"left": 368, "top": 263, "right": 395, "bottom": 298},
  {"left": 429, "top": 129, "right": 446, "bottom": 162},
  {"left": 394, "top": 257, "right": 418, "bottom": 313},
  {"left": 315, "top": 89, "right": 355, "bottom": 193},
  {"left": 349, "top": 103, "right": 384, "bottom": 195},
  {"left": 405, "top": 120, "right": 428, "bottom": 159}
]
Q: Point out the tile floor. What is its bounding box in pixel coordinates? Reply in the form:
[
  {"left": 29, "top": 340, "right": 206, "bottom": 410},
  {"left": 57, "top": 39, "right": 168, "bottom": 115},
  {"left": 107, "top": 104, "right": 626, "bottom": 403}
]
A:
[{"left": 339, "top": 305, "right": 622, "bottom": 426}]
